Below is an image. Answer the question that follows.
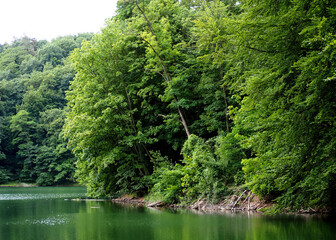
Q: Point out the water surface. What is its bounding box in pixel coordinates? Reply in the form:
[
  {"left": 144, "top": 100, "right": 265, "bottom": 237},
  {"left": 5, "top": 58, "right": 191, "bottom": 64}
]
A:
[{"left": 0, "top": 187, "right": 335, "bottom": 240}]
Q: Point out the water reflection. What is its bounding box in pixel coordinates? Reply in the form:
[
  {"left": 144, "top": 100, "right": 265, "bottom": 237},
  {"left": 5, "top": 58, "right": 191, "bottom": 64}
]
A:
[{"left": 0, "top": 187, "right": 335, "bottom": 240}]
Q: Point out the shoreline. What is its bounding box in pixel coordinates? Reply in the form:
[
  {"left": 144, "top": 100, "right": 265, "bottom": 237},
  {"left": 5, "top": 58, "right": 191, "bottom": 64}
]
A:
[
  {"left": 111, "top": 193, "right": 272, "bottom": 213},
  {"left": 110, "top": 193, "right": 330, "bottom": 215},
  {"left": 2, "top": 184, "right": 330, "bottom": 215}
]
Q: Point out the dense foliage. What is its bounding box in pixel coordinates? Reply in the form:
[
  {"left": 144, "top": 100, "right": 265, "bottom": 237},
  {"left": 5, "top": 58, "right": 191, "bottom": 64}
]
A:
[
  {"left": 0, "top": 34, "right": 93, "bottom": 185},
  {"left": 64, "top": 0, "right": 336, "bottom": 210},
  {"left": 64, "top": 0, "right": 238, "bottom": 198},
  {"left": 2, "top": 0, "right": 335, "bottom": 211},
  {"left": 231, "top": 0, "right": 336, "bottom": 210}
]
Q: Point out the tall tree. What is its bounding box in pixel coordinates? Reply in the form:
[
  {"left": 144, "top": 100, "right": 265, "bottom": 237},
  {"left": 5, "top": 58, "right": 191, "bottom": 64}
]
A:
[
  {"left": 134, "top": 0, "right": 195, "bottom": 137},
  {"left": 228, "top": 0, "right": 336, "bottom": 210},
  {"left": 64, "top": 20, "right": 158, "bottom": 195}
]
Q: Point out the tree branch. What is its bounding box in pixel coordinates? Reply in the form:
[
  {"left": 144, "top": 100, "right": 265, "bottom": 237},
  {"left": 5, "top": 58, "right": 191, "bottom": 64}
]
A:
[
  {"left": 245, "top": 45, "right": 283, "bottom": 54},
  {"left": 158, "top": 114, "right": 182, "bottom": 124},
  {"left": 135, "top": 0, "right": 191, "bottom": 137}
]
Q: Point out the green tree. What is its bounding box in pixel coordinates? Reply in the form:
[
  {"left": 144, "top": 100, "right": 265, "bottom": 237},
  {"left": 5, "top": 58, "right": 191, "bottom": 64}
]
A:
[
  {"left": 37, "top": 44, "right": 65, "bottom": 66},
  {"left": 35, "top": 108, "right": 75, "bottom": 185},
  {"left": 9, "top": 110, "right": 39, "bottom": 181},
  {"left": 65, "top": 20, "right": 158, "bottom": 196},
  {"left": 0, "top": 45, "right": 29, "bottom": 79},
  {"left": 0, "top": 118, "right": 11, "bottom": 183},
  {"left": 227, "top": 0, "right": 336, "bottom": 210},
  {"left": 150, "top": 133, "right": 245, "bottom": 203},
  {"left": 134, "top": 0, "right": 193, "bottom": 137},
  {"left": 192, "top": 0, "right": 241, "bottom": 134}
]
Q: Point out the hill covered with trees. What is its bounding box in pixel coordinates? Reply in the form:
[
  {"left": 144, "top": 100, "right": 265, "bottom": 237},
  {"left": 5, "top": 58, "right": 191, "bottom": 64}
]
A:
[{"left": 0, "top": 34, "right": 93, "bottom": 185}]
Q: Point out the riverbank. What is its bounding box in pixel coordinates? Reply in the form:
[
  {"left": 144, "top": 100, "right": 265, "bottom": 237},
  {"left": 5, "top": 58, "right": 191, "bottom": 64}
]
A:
[
  {"left": 111, "top": 191, "right": 272, "bottom": 213},
  {"left": 111, "top": 191, "right": 329, "bottom": 215},
  {"left": 5, "top": 182, "right": 325, "bottom": 214}
]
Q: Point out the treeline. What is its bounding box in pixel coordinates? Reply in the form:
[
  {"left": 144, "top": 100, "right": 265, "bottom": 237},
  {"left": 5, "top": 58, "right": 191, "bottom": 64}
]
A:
[{"left": 0, "top": 34, "right": 93, "bottom": 185}]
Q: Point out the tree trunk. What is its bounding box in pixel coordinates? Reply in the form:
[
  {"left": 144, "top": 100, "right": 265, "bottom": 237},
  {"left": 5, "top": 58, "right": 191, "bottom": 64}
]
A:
[
  {"left": 135, "top": 0, "right": 191, "bottom": 137},
  {"left": 220, "top": 64, "right": 230, "bottom": 133}
]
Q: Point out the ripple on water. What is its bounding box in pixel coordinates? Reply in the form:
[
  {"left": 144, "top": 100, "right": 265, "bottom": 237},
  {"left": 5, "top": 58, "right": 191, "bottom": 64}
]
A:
[
  {"left": 7, "top": 215, "right": 69, "bottom": 226},
  {"left": 0, "top": 193, "right": 85, "bottom": 200}
]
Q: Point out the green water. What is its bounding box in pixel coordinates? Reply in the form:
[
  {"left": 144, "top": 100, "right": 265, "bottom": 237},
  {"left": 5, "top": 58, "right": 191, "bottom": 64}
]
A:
[{"left": 0, "top": 187, "right": 335, "bottom": 240}]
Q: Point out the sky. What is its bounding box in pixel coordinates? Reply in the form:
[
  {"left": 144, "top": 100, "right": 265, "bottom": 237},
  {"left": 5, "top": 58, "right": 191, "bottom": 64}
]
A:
[{"left": 0, "top": 0, "right": 119, "bottom": 44}]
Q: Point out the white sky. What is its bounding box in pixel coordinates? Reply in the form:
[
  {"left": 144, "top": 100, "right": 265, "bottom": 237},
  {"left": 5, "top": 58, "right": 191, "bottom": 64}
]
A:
[{"left": 0, "top": 0, "right": 119, "bottom": 44}]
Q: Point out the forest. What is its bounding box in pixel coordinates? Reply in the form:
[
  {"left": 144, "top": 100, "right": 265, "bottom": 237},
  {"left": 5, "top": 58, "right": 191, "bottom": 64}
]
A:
[
  {"left": 1, "top": 0, "right": 335, "bottom": 212},
  {"left": 0, "top": 34, "right": 93, "bottom": 185}
]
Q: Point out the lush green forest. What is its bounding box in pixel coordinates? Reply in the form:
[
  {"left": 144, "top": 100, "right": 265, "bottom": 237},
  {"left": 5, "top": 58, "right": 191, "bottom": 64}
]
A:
[
  {"left": 1, "top": 0, "right": 336, "bottom": 212},
  {"left": 0, "top": 34, "right": 93, "bottom": 185}
]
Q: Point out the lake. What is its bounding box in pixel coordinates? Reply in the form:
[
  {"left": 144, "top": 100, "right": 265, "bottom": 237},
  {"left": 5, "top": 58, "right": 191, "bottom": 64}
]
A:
[{"left": 0, "top": 187, "right": 335, "bottom": 240}]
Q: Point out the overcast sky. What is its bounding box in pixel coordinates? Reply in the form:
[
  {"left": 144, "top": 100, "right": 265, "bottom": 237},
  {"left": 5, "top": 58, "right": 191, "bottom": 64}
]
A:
[{"left": 0, "top": 0, "right": 118, "bottom": 44}]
